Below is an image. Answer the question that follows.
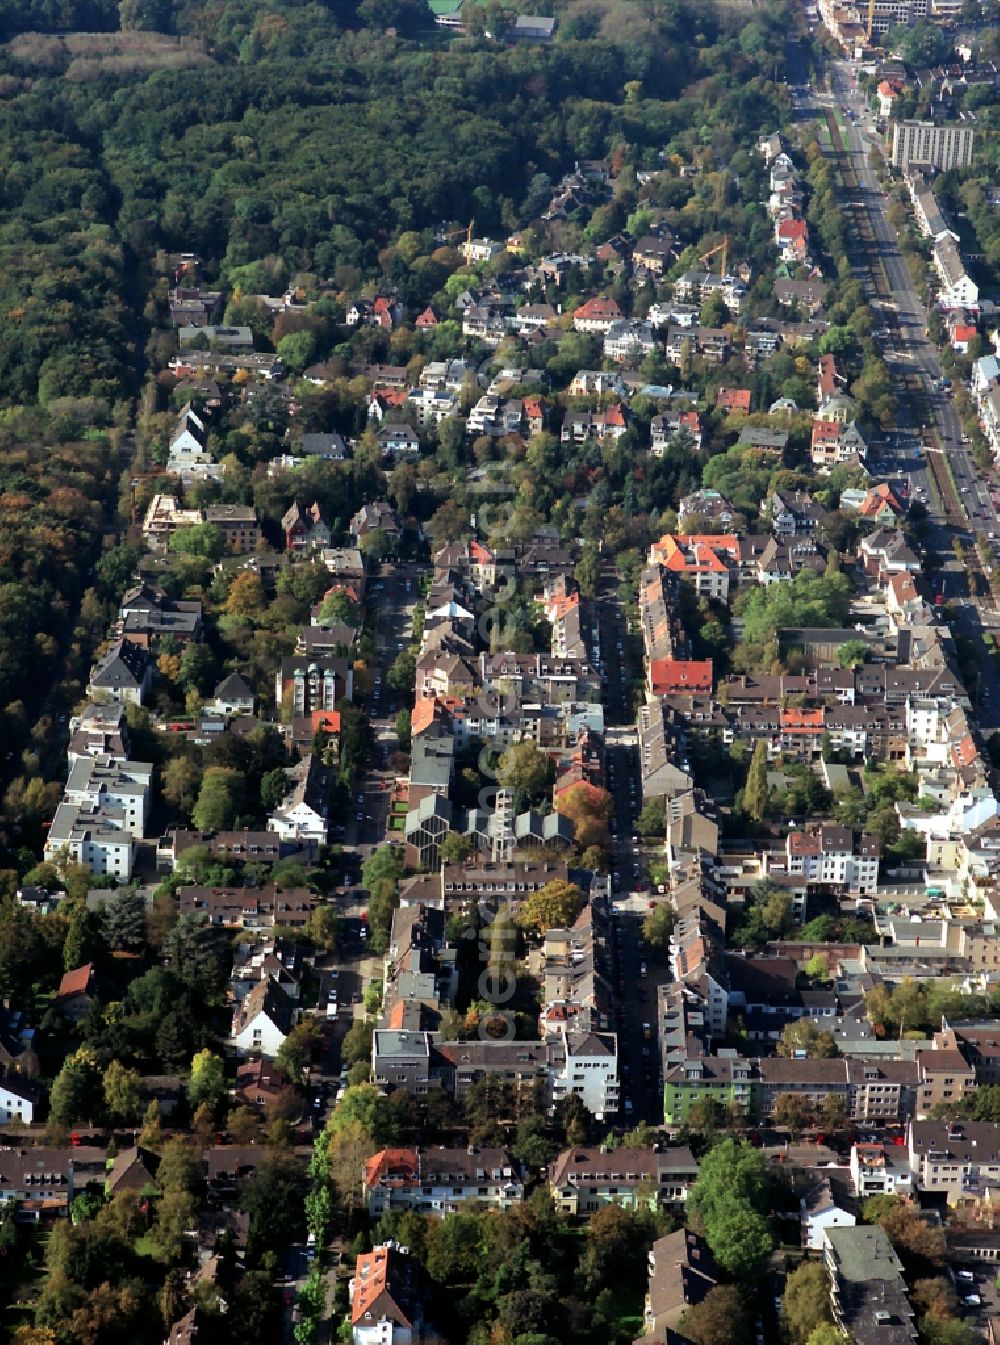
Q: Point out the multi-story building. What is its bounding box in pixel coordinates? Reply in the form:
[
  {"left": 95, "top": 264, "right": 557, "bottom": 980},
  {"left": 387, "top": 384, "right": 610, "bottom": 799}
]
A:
[
  {"left": 908, "top": 1121, "right": 1000, "bottom": 1205},
  {"left": 784, "top": 826, "right": 880, "bottom": 895},
  {"left": 890, "top": 121, "right": 974, "bottom": 173},
  {"left": 350, "top": 1243, "right": 425, "bottom": 1345},
  {"left": 203, "top": 504, "right": 262, "bottom": 554},
  {"left": 662, "top": 1054, "right": 755, "bottom": 1125},
  {"left": 363, "top": 1147, "right": 523, "bottom": 1218},
  {"left": 549, "top": 1145, "right": 699, "bottom": 1216},
  {"left": 824, "top": 1226, "right": 917, "bottom": 1345},
  {"left": 62, "top": 756, "right": 152, "bottom": 838}
]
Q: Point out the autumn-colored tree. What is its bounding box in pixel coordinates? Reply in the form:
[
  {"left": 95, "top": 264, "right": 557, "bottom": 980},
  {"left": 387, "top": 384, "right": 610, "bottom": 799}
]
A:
[
  {"left": 226, "top": 571, "right": 265, "bottom": 617},
  {"left": 516, "top": 880, "right": 587, "bottom": 935}
]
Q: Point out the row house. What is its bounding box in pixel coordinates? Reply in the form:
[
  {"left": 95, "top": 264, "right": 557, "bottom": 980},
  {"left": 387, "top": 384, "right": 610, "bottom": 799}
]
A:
[
  {"left": 178, "top": 884, "right": 315, "bottom": 931},
  {"left": 933, "top": 236, "right": 979, "bottom": 310},
  {"left": 549, "top": 1146, "right": 699, "bottom": 1217},
  {"left": 363, "top": 1147, "right": 523, "bottom": 1218},
  {"left": 973, "top": 355, "right": 1000, "bottom": 457},
  {"left": 784, "top": 826, "right": 880, "bottom": 895}
]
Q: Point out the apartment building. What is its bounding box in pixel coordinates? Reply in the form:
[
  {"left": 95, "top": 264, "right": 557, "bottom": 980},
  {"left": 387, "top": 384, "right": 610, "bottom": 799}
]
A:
[
  {"left": 890, "top": 121, "right": 974, "bottom": 173},
  {"left": 909, "top": 1121, "right": 1000, "bottom": 1204},
  {"left": 363, "top": 1147, "right": 523, "bottom": 1217},
  {"left": 549, "top": 1145, "right": 699, "bottom": 1216}
]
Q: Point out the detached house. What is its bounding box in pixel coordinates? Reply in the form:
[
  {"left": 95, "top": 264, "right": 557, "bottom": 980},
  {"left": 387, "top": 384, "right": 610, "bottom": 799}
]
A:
[
  {"left": 231, "top": 976, "right": 297, "bottom": 1057},
  {"left": 88, "top": 640, "right": 152, "bottom": 707},
  {"left": 282, "top": 501, "right": 331, "bottom": 552},
  {"left": 573, "top": 296, "right": 623, "bottom": 333},
  {"left": 350, "top": 1243, "right": 426, "bottom": 1345}
]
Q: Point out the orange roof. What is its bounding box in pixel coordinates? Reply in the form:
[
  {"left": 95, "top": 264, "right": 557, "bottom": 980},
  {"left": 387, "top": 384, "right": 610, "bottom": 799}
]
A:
[
  {"left": 57, "top": 963, "right": 93, "bottom": 998},
  {"left": 778, "top": 218, "right": 808, "bottom": 240},
  {"left": 575, "top": 296, "right": 622, "bottom": 320},
  {"left": 780, "top": 708, "right": 825, "bottom": 731},
  {"left": 351, "top": 1246, "right": 414, "bottom": 1327},
  {"left": 650, "top": 658, "right": 713, "bottom": 694},
  {"left": 650, "top": 533, "right": 739, "bottom": 573},
  {"left": 953, "top": 325, "right": 976, "bottom": 342},
  {"left": 311, "top": 709, "right": 342, "bottom": 733},
  {"left": 952, "top": 735, "right": 978, "bottom": 770},
  {"left": 387, "top": 1000, "right": 408, "bottom": 1029},
  {"left": 788, "top": 830, "right": 822, "bottom": 855},
  {"left": 410, "top": 697, "right": 439, "bottom": 736},
  {"left": 364, "top": 1148, "right": 418, "bottom": 1191},
  {"left": 811, "top": 419, "right": 842, "bottom": 446},
  {"left": 716, "top": 387, "right": 751, "bottom": 413}
]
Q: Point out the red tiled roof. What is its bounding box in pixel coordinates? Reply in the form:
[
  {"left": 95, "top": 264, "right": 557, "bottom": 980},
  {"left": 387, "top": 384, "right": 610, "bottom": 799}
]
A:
[
  {"left": 649, "top": 658, "right": 713, "bottom": 694},
  {"left": 56, "top": 963, "right": 93, "bottom": 999},
  {"left": 716, "top": 387, "right": 751, "bottom": 413}
]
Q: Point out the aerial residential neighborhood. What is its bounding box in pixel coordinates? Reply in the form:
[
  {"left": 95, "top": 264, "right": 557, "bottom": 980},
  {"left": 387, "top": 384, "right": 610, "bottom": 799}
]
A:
[{"left": 0, "top": 0, "right": 998, "bottom": 1343}]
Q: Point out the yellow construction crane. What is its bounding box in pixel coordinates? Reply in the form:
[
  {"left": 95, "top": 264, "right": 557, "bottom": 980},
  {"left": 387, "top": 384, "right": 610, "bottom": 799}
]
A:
[
  {"left": 441, "top": 220, "right": 476, "bottom": 265},
  {"left": 698, "top": 236, "right": 729, "bottom": 277},
  {"left": 866, "top": 0, "right": 876, "bottom": 40}
]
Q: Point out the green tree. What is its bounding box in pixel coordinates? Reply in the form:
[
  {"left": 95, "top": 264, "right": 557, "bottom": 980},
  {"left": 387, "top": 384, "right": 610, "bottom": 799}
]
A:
[
  {"left": 276, "top": 1020, "right": 321, "bottom": 1085},
  {"left": 440, "top": 831, "right": 474, "bottom": 864},
  {"left": 743, "top": 740, "right": 769, "bottom": 823},
  {"left": 688, "top": 1138, "right": 773, "bottom": 1281},
  {"left": 837, "top": 639, "right": 868, "bottom": 669},
  {"left": 103, "top": 1060, "right": 143, "bottom": 1125},
  {"left": 192, "top": 768, "right": 244, "bottom": 832},
  {"left": 162, "top": 756, "right": 202, "bottom": 814},
  {"left": 783, "top": 1260, "right": 833, "bottom": 1345},
  {"left": 50, "top": 1050, "right": 102, "bottom": 1128},
  {"left": 636, "top": 796, "right": 666, "bottom": 839},
  {"left": 307, "top": 904, "right": 340, "bottom": 953},
  {"left": 496, "top": 742, "right": 554, "bottom": 808},
  {"left": 101, "top": 889, "right": 147, "bottom": 953},
  {"left": 777, "top": 1019, "right": 839, "bottom": 1059},
  {"left": 187, "top": 1049, "right": 226, "bottom": 1110},
  {"left": 642, "top": 903, "right": 675, "bottom": 958},
  {"left": 168, "top": 523, "right": 224, "bottom": 561},
  {"left": 277, "top": 331, "right": 316, "bottom": 374},
  {"left": 261, "top": 767, "right": 289, "bottom": 813},
  {"left": 681, "top": 1284, "right": 753, "bottom": 1345}
]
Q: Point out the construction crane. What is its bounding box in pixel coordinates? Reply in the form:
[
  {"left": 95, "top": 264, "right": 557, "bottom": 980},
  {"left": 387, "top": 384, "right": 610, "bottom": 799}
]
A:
[
  {"left": 866, "top": 0, "right": 876, "bottom": 40},
  {"left": 440, "top": 220, "right": 476, "bottom": 265},
  {"left": 698, "top": 236, "right": 729, "bottom": 277}
]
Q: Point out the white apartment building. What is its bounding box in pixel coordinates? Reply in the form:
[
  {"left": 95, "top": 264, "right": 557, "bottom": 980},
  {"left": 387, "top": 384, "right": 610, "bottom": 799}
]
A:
[
  {"left": 550, "top": 1029, "right": 619, "bottom": 1120},
  {"left": 785, "top": 826, "right": 879, "bottom": 894},
  {"left": 44, "top": 804, "right": 135, "bottom": 879},
  {"left": 890, "top": 121, "right": 975, "bottom": 174},
  {"left": 62, "top": 756, "right": 152, "bottom": 837}
]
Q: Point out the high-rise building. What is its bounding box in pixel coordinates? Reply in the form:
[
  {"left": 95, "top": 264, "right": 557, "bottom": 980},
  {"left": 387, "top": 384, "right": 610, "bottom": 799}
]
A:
[{"left": 890, "top": 120, "right": 975, "bottom": 173}]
